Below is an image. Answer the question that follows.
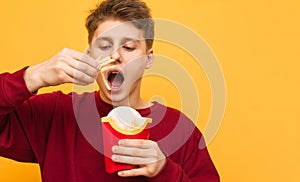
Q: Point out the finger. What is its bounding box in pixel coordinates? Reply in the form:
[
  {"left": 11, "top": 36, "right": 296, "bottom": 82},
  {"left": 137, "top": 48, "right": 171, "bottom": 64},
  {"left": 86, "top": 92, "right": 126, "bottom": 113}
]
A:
[
  {"left": 79, "top": 53, "right": 99, "bottom": 68},
  {"left": 62, "top": 48, "right": 99, "bottom": 68},
  {"left": 111, "top": 154, "right": 150, "bottom": 165},
  {"left": 73, "top": 79, "right": 92, "bottom": 86},
  {"left": 112, "top": 146, "right": 153, "bottom": 158},
  {"left": 49, "top": 65, "right": 89, "bottom": 86},
  {"left": 63, "top": 56, "right": 98, "bottom": 78},
  {"left": 71, "top": 69, "right": 95, "bottom": 84},
  {"left": 118, "top": 139, "right": 155, "bottom": 149},
  {"left": 118, "top": 167, "right": 148, "bottom": 177},
  {"left": 75, "top": 61, "right": 98, "bottom": 78},
  {"left": 63, "top": 62, "right": 95, "bottom": 84}
]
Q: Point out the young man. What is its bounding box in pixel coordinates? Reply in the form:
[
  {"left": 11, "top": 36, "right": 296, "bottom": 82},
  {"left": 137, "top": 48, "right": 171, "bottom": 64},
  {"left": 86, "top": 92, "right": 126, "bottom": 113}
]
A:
[{"left": 0, "top": 0, "right": 220, "bottom": 181}]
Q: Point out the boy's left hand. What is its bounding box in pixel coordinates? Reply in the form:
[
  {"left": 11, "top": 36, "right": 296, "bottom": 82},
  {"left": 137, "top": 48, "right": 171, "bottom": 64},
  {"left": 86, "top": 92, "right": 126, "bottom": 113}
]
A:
[{"left": 111, "top": 139, "right": 166, "bottom": 178}]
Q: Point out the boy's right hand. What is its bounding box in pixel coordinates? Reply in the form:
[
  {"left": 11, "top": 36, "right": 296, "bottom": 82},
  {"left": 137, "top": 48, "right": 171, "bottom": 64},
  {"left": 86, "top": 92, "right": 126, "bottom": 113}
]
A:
[{"left": 24, "top": 48, "right": 99, "bottom": 92}]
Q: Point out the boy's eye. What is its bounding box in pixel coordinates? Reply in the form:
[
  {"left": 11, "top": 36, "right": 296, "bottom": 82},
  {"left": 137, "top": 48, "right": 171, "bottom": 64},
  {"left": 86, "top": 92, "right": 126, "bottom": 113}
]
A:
[
  {"left": 100, "top": 45, "right": 112, "bottom": 50},
  {"left": 123, "top": 45, "right": 135, "bottom": 51}
]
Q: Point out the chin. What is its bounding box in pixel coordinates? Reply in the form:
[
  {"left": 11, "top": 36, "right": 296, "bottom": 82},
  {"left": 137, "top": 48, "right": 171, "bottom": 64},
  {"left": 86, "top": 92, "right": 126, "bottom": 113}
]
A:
[{"left": 100, "top": 88, "right": 129, "bottom": 106}]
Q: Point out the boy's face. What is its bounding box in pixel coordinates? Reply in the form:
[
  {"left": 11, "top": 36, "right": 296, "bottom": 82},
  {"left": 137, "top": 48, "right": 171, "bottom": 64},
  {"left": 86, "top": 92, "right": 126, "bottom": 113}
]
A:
[{"left": 89, "top": 19, "right": 153, "bottom": 105}]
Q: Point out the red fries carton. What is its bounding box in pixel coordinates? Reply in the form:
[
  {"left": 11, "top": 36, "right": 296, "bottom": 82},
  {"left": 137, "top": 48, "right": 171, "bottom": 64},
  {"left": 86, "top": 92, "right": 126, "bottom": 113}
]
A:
[{"left": 101, "top": 106, "right": 152, "bottom": 174}]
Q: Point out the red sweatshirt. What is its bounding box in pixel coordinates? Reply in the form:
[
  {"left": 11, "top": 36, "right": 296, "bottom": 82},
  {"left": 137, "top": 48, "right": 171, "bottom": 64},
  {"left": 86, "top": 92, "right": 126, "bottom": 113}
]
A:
[{"left": 0, "top": 68, "right": 220, "bottom": 182}]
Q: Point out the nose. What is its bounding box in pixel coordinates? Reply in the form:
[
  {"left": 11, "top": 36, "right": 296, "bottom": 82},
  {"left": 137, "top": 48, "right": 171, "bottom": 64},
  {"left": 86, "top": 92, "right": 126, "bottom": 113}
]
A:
[{"left": 110, "top": 47, "right": 121, "bottom": 62}]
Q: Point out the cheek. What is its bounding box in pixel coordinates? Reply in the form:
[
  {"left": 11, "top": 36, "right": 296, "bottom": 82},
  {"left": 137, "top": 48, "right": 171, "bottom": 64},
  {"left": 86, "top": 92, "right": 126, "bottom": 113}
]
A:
[
  {"left": 121, "top": 49, "right": 147, "bottom": 62},
  {"left": 125, "top": 59, "right": 146, "bottom": 81}
]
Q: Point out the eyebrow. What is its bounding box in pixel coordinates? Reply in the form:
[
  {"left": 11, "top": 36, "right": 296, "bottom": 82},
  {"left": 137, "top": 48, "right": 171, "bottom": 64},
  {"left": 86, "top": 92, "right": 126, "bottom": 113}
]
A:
[
  {"left": 120, "top": 38, "right": 142, "bottom": 45},
  {"left": 95, "top": 36, "right": 142, "bottom": 45},
  {"left": 95, "top": 37, "right": 113, "bottom": 44}
]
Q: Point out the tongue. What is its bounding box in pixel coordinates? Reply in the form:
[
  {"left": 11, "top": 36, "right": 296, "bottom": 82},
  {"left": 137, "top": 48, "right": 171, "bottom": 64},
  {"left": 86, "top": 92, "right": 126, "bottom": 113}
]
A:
[{"left": 110, "top": 75, "right": 123, "bottom": 88}]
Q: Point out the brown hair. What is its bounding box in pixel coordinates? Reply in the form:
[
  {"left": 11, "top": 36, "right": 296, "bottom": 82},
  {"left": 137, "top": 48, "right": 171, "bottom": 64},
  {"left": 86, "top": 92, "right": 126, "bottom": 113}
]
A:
[{"left": 85, "top": 0, "right": 154, "bottom": 50}]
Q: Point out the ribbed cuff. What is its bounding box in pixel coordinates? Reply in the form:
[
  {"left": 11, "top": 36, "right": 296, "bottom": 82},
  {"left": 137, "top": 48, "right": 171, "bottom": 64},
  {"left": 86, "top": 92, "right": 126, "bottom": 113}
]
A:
[{"left": 2, "top": 67, "right": 36, "bottom": 106}]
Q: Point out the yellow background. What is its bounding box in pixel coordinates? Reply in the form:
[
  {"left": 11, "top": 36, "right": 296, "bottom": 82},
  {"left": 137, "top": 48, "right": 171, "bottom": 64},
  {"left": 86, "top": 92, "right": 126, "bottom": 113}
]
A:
[{"left": 0, "top": 0, "right": 299, "bottom": 181}]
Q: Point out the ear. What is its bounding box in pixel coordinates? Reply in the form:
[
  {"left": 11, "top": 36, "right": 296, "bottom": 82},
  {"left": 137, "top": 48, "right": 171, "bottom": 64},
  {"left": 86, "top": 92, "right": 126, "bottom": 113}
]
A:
[{"left": 145, "top": 48, "right": 154, "bottom": 69}]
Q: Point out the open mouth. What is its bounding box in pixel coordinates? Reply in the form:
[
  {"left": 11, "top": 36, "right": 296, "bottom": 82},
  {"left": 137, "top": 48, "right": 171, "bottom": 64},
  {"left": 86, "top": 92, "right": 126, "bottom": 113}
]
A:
[
  {"left": 107, "top": 70, "right": 124, "bottom": 90},
  {"left": 97, "top": 57, "right": 125, "bottom": 91}
]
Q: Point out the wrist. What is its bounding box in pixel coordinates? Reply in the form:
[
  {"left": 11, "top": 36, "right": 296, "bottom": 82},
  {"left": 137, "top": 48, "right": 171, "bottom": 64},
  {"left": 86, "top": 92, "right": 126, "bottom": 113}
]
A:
[
  {"left": 147, "top": 158, "right": 179, "bottom": 181},
  {"left": 24, "top": 65, "right": 44, "bottom": 92},
  {"left": 153, "top": 156, "right": 166, "bottom": 177}
]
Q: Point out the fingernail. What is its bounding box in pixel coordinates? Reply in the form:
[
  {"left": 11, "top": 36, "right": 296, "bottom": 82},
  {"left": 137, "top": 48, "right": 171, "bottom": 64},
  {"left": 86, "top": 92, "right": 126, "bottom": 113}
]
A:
[
  {"left": 118, "top": 140, "right": 124, "bottom": 145},
  {"left": 112, "top": 146, "right": 115, "bottom": 152}
]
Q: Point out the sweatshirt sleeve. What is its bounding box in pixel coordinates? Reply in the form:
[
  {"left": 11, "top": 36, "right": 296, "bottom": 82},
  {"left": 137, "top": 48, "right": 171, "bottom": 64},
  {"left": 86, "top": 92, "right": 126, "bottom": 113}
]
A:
[
  {"left": 147, "top": 134, "right": 220, "bottom": 182},
  {"left": 147, "top": 107, "right": 220, "bottom": 182},
  {"left": 0, "top": 67, "right": 35, "bottom": 112},
  {"left": 0, "top": 67, "right": 38, "bottom": 162}
]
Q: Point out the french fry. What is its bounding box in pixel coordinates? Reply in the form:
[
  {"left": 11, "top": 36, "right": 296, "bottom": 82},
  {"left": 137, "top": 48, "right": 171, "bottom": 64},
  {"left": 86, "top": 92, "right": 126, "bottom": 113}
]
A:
[
  {"left": 100, "top": 58, "right": 115, "bottom": 67},
  {"left": 100, "top": 65, "right": 118, "bottom": 72},
  {"left": 108, "top": 117, "right": 141, "bottom": 132},
  {"left": 99, "top": 64, "right": 118, "bottom": 91},
  {"left": 95, "top": 56, "right": 117, "bottom": 90},
  {"left": 100, "top": 71, "right": 111, "bottom": 90},
  {"left": 95, "top": 56, "right": 103, "bottom": 70},
  {"left": 97, "top": 56, "right": 116, "bottom": 70}
]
